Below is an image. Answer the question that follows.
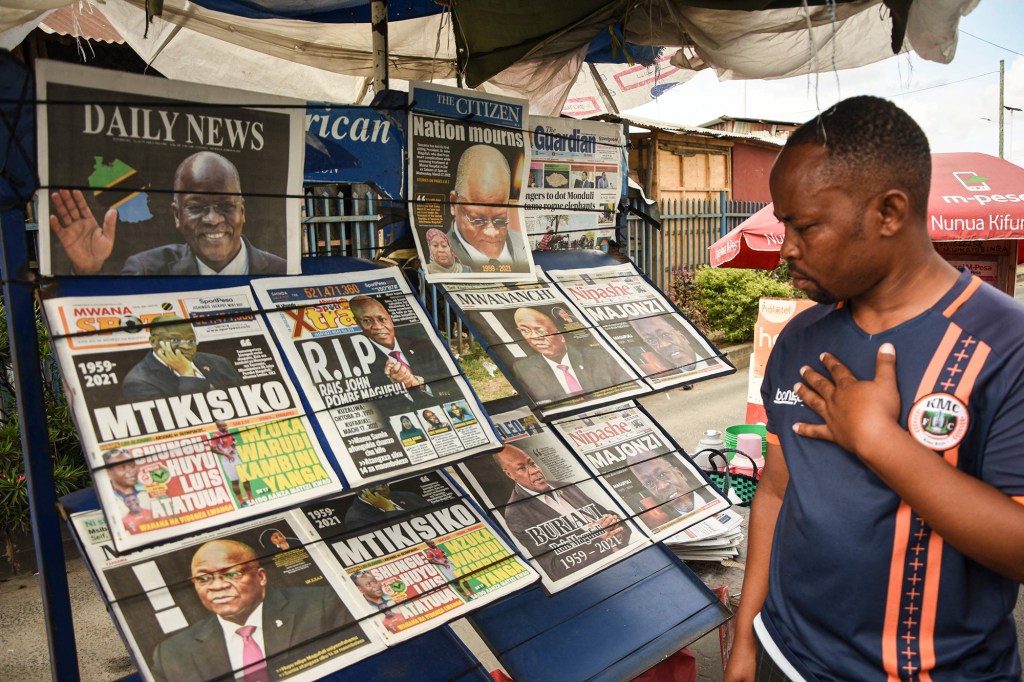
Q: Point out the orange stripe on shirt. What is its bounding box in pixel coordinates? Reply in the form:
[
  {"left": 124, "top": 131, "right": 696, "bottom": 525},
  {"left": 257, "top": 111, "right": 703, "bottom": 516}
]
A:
[
  {"left": 882, "top": 321, "right": 963, "bottom": 678},
  {"left": 882, "top": 504, "right": 915, "bottom": 681},
  {"left": 1014, "top": 496, "right": 1024, "bottom": 506},
  {"left": 942, "top": 276, "right": 981, "bottom": 318},
  {"left": 765, "top": 431, "right": 780, "bottom": 446},
  {"left": 916, "top": 342, "right": 990, "bottom": 680}
]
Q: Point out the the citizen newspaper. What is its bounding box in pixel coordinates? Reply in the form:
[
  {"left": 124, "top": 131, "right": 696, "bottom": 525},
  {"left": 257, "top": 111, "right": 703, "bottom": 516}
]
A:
[
  {"left": 552, "top": 401, "right": 730, "bottom": 543},
  {"left": 43, "top": 287, "right": 342, "bottom": 552},
  {"left": 443, "top": 278, "right": 646, "bottom": 420},
  {"left": 68, "top": 510, "right": 384, "bottom": 682},
  {"left": 408, "top": 82, "right": 536, "bottom": 283},
  {"left": 292, "top": 471, "right": 537, "bottom": 642},
  {"left": 251, "top": 270, "right": 501, "bottom": 487},
  {"left": 455, "top": 407, "right": 648, "bottom": 593},
  {"left": 36, "top": 60, "right": 303, "bottom": 276},
  {"left": 525, "top": 116, "right": 623, "bottom": 252},
  {"left": 546, "top": 264, "right": 734, "bottom": 389}
]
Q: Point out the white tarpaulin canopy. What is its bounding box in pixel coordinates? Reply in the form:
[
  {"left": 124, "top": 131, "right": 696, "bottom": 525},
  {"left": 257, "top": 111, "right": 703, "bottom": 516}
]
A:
[{"left": 0, "top": 0, "right": 980, "bottom": 114}]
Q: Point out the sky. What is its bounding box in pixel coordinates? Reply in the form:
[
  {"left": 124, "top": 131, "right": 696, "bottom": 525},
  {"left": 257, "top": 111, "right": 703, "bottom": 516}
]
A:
[{"left": 626, "top": 0, "right": 1024, "bottom": 164}]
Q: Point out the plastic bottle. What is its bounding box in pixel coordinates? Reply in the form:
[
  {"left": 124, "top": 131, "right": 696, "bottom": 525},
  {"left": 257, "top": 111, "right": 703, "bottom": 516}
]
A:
[
  {"left": 731, "top": 432, "right": 765, "bottom": 479},
  {"left": 692, "top": 429, "right": 724, "bottom": 469}
]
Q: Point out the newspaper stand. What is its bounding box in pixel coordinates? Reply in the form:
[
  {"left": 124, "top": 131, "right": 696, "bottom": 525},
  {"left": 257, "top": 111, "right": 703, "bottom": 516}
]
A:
[{"left": 1, "top": 54, "right": 729, "bottom": 679}]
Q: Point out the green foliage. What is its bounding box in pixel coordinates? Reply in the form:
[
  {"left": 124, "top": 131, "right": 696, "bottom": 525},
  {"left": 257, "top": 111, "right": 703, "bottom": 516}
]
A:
[
  {"left": 669, "top": 267, "right": 709, "bottom": 335},
  {"left": 679, "top": 266, "right": 804, "bottom": 343},
  {"left": 0, "top": 300, "right": 89, "bottom": 539}
]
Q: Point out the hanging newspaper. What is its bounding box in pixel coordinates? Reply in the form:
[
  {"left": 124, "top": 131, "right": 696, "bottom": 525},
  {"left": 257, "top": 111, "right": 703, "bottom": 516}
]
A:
[
  {"left": 552, "top": 401, "right": 730, "bottom": 542},
  {"left": 43, "top": 287, "right": 342, "bottom": 551},
  {"left": 525, "top": 116, "right": 623, "bottom": 252},
  {"left": 68, "top": 510, "right": 384, "bottom": 682},
  {"left": 292, "top": 471, "right": 537, "bottom": 642},
  {"left": 408, "top": 82, "right": 536, "bottom": 283},
  {"left": 455, "top": 407, "right": 649, "bottom": 593},
  {"left": 36, "top": 59, "right": 302, "bottom": 277},
  {"left": 546, "top": 263, "right": 734, "bottom": 389},
  {"left": 251, "top": 269, "right": 501, "bottom": 487},
  {"left": 444, "top": 278, "right": 646, "bottom": 420}
]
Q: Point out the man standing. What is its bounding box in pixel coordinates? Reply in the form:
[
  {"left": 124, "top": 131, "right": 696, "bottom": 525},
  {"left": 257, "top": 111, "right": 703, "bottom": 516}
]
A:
[
  {"left": 123, "top": 314, "right": 242, "bottom": 401},
  {"left": 209, "top": 420, "right": 256, "bottom": 508},
  {"left": 726, "top": 96, "right": 1024, "bottom": 681},
  {"left": 446, "top": 145, "right": 529, "bottom": 271},
  {"left": 495, "top": 444, "right": 630, "bottom": 581},
  {"left": 150, "top": 540, "right": 353, "bottom": 682},
  {"left": 50, "top": 150, "right": 287, "bottom": 275},
  {"left": 511, "top": 307, "right": 635, "bottom": 405},
  {"left": 349, "top": 295, "right": 454, "bottom": 408}
]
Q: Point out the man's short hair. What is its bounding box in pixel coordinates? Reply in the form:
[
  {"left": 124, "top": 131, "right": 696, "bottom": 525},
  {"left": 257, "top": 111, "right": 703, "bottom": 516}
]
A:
[
  {"left": 102, "top": 448, "right": 130, "bottom": 465},
  {"left": 785, "top": 95, "right": 931, "bottom": 213}
]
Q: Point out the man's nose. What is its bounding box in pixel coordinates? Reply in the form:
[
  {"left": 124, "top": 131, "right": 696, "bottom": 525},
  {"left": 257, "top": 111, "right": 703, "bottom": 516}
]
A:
[{"left": 779, "top": 227, "right": 799, "bottom": 262}]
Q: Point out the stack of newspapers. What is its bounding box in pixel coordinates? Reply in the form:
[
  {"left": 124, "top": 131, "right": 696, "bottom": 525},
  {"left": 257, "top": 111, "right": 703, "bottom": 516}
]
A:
[{"left": 664, "top": 509, "right": 745, "bottom": 562}]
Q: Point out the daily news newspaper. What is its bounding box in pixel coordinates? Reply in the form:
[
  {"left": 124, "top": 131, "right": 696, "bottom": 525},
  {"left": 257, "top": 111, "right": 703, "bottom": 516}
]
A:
[
  {"left": 552, "top": 401, "right": 730, "bottom": 542},
  {"left": 69, "top": 510, "right": 384, "bottom": 682},
  {"left": 36, "top": 60, "right": 303, "bottom": 276},
  {"left": 546, "top": 264, "right": 734, "bottom": 389},
  {"left": 251, "top": 269, "right": 501, "bottom": 487},
  {"left": 455, "top": 407, "right": 648, "bottom": 593},
  {"left": 407, "top": 82, "right": 536, "bottom": 283},
  {"left": 292, "top": 471, "right": 537, "bottom": 642},
  {"left": 43, "top": 287, "right": 342, "bottom": 552},
  {"left": 525, "top": 116, "right": 623, "bottom": 252},
  {"left": 443, "top": 278, "right": 646, "bottom": 419}
]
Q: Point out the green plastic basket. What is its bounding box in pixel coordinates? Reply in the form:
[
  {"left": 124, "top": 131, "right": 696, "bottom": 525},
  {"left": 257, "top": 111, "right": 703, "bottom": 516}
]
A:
[{"left": 702, "top": 448, "right": 759, "bottom": 507}]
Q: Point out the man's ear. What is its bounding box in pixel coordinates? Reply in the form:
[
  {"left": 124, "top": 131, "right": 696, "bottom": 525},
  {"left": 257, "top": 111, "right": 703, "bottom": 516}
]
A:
[
  {"left": 876, "top": 189, "right": 910, "bottom": 238},
  {"left": 171, "top": 202, "right": 182, "bottom": 232},
  {"left": 449, "top": 190, "right": 457, "bottom": 218}
]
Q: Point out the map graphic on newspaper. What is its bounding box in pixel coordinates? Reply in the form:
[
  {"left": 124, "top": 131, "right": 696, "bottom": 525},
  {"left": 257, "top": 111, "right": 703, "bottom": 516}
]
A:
[
  {"left": 251, "top": 269, "right": 501, "bottom": 487},
  {"left": 43, "top": 286, "right": 342, "bottom": 551},
  {"left": 553, "top": 401, "right": 730, "bottom": 543},
  {"left": 70, "top": 511, "right": 383, "bottom": 682},
  {"left": 444, "top": 278, "right": 646, "bottom": 419},
  {"left": 456, "top": 407, "right": 649, "bottom": 593},
  {"left": 546, "top": 263, "right": 734, "bottom": 389},
  {"left": 292, "top": 471, "right": 537, "bottom": 642}
]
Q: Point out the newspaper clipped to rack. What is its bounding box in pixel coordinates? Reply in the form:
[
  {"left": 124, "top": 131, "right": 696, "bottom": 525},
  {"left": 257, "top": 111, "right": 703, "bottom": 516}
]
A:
[
  {"left": 524, "top": 116, "right": 623, "bottom": 251},
  {"left": 69, "top": 510, "right": 384, "bottom": 682},
  {"left": 552, "top": 401, "right": 730, "bottom": 543},
  {"left": 456, "top": 406, "right": 649, "bottom": 593},
  {"left": 408, "top": 82, "right": 536, "bottom": 283},
  {"left": 251, "top": 269, "right": 501, "bottom": 487},
  {"left": 291, "top": 471, "right": 537, "bottom": 642},
  {"left": 545, "top": 264, "right": 734, "bottom": 388},
  {"left": 43, "top": 287, "right": 343, "bottom": 551},
  {"left": 444, "top": 278, "right": 646, "bottom": 419}
]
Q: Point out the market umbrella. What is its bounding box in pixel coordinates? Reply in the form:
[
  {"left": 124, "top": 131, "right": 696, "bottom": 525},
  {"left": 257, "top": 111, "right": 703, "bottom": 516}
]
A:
[{"left": 710, "top": 153, "right": 1024, "bottom": 268}]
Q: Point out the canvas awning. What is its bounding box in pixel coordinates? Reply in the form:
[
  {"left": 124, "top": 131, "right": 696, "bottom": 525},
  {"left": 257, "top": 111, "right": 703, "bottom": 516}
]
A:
[{"left": 0, "top": 0, "right": 980, "bottom": 115}]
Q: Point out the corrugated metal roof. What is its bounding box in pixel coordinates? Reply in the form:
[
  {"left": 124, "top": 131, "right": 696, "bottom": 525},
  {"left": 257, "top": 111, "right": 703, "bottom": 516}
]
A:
[
  {"left": 613, "top": 113, "right": 786, "bottom": 147},
  {"left": 40, "top": 4, "right": 124, "bottom": 45}
]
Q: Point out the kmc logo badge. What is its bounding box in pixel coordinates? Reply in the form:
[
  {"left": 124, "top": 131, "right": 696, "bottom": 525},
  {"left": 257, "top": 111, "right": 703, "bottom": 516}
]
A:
[{"left": 908, "top": 392, "right": 969, "bottom": 450}]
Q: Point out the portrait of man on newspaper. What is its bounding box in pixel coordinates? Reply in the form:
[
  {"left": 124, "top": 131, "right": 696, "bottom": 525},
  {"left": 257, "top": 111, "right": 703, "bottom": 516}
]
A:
[
  {"left": 511, "top": 306, "right": 634, "bottom": 405},
  {"left": 149, "top": 539, "right": 354, "bottom": 682},
  {"left": 446, "top": 145, "right": 529, "bottom": 273},
  {"left": 494, "top": 444, "right": 631, "bottom": 580},
  {"left": 50, "top": 150, "right": 287, "bottom": 275},
  {"left": 122, "top": 314, "right": 242, "bottom": 401},
  {"left": 349, "top": 295, "right": 456, "bottom": 410}
]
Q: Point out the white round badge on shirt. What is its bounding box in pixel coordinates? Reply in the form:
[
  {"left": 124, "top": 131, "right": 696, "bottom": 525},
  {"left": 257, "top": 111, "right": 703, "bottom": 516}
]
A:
[{"left": 908, "top": 392, "right": 970, "bottom": 451}]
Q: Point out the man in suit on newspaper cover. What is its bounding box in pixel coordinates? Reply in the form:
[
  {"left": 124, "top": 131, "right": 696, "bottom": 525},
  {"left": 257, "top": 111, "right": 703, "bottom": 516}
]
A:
[
  {"left": 150, "top": 539, "right": 355, "bottom": 682},
  {"left": 495, "top": 445, "right": 631, "bottom": 581},
  {"left": 510, "top": 307, "right": 635, "bottom": 405}
]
